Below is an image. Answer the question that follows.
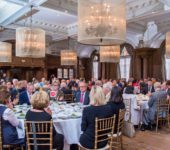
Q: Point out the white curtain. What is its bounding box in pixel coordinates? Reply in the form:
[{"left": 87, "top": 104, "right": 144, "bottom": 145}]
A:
[
  {"left": 93, "top": 62, "right": 98, "bottom": 80},
  {"left": 166, "top": 58, "right": 170, "bottom": 80},
  {"left": 120, "top": 57, "right": 131, "bottom": 81}
]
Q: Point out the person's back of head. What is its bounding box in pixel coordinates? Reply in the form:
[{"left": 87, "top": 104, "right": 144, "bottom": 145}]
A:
[
  {"left": 0, "top": 86, "right": 10, "bottom": 105},
  {"left": 109, "top": 86, "right": 123, "bottom": 103},
  {"left": 90, "top": 86, "right": 105, "bottom": 106}
]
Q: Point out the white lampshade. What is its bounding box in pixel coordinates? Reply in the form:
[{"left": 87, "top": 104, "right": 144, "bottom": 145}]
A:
[
  {"left": 100, "top": 46, "right": 120, "bottom": 62},
  {"left": 61, "top": 50, "right": 77, "bottom": 66},
  {"left": 78, "top": 0, "right": 126, "bottom": 45},
  {"left": 0, "top": 42, "right": 12, "bottom": 62},
  {"left": 166, "top": 32, "right": 170, "bottom": 58},
  {"left": 16, "top": 27, "right": 45, "bottom": 58}
]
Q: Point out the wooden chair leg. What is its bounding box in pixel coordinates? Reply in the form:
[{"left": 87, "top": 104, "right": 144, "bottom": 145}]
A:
[
  {"left": 156, "top": 117, "right": 158, "bottom": 133},
  {"left": 120, "top": 135, "right": 123, "bottom": 150}
]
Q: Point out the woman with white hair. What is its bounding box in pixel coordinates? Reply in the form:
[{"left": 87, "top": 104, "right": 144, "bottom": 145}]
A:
[{"left": 79, "top": 86, "right": 112, "bottom": 149}]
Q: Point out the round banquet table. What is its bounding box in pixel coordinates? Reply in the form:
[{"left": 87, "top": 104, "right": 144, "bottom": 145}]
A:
[{"left": 14, "top": 102, "right": 84, "bottom": 150}]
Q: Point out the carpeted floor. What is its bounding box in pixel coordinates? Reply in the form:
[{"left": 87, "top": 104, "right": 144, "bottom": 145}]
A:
[{"left": 122, "top": 128, "right": 170, "bottom": 150}]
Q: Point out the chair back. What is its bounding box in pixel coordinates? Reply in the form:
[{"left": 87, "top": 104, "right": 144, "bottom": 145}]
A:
[
  {"left": 157, "top": 98, "right": 170, "bottom": 118},
  {"left": 94, "top": 115, "right": 116, "bottom": 149},
  {"left": 123, "top": 98, "right": 131, "bottom": 121},
  {"left": 25, "top": 120, "right": 53, "bottom": 150},
  {"left": 64, "top": 94, "right": 74, "bottom": 103},
  {"left": 117, "top": 109, "right": 126, "bottom": 133}
]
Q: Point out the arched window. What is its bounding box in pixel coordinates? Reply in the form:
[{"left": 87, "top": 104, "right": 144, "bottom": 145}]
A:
[
  {"left": 120, "top": 46, "right": 131, "bottom": 80},
  {"left": 93, "top": 55, "right": 99, "bottom": 80}
]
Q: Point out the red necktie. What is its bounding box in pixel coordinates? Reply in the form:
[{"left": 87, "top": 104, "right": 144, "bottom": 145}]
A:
[{"left": 80, "top": 92, "right": 84, "bottom": 103}]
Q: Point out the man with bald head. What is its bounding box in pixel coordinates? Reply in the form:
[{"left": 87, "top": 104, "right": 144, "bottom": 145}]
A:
[{"left": 76, "top": 81, "right": 90, "bottom": 105}]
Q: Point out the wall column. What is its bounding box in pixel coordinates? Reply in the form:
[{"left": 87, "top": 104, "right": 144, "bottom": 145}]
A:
[{"left": 143, "top": 57, "right": 148, "bottom": 79}]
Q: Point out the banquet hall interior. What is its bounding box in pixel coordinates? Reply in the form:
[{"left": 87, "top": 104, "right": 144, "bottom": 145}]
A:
[{"left": 0, "top": 0, "right": 170, "bottom": 150}]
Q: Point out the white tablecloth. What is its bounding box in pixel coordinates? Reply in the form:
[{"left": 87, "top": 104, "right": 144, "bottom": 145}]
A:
[
  {"left": 15, "top": 103, "right": 83, "bottom": 150},
  {"left": 123, "top": 94, "right": 149, "bottom": 125},
  {"left": 54, "top": 118, "right": 82, "bottom": 150}
]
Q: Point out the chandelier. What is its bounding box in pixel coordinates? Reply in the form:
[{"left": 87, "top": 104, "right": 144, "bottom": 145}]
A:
[
  {"left": 16, "top": 6, "right": 45, "bottom": 58},
  {"left": 61, "top": 50, "right": 77, "bottom": 66},
  {"left": 78, "top": 0, "right": 126, "bottom": 45},
  {"left": 60, "top": 38, "right": 77, "bottom": 66},
  {"left": 166, "top": 32, "right": 170, "bottom": 58},
  {"left": 0, "top": 42, "right": 12, "bottom": 62},
  {"left": 100, "top": 46, "right": 120, "bottom": 62}
]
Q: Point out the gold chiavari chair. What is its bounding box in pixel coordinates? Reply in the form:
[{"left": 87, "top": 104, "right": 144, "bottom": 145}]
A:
[
  {"left": 112, "top": 109, "right": 126, "bottom": 150},
  {"left": 156, "top": 98, "right": 170, "bottom": 133},
  {"left": 79, "top": 115, "right": 116, "bottom": 150},
  {"left": 64, "top": 94, "right": 74, "bottom": 103},
  {"left": 0, "top": 118, "right": 24, "bottom": 150},
  {"left": 25, "top": 120, "right": 53, "bottom": 150}
]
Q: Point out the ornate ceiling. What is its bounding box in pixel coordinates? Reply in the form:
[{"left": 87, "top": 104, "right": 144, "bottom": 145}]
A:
[{"left": 0, "top": 0, "right": 170, "bottom": 57}]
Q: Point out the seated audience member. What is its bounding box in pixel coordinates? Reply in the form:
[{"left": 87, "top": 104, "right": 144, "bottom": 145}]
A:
[
  {"left": 103, "top": 82, "right": 112, "bottom": 102},
  {"left": 19, "top": 83, "right": 34, "bottom": 105},
  {"left": 79, "top": 86, "right": 113, "bottom": 149},
  {"left": 112, "top": 80, "right": 118, "bottom": 87},
  {"left": 72, "top": 83, "right": 79, "bottom": 101},
  {"left": 107, "top": 86, "right": 125, "bottom": 132},
  {"left": 142, "top": 79, "right": 155, "bottom": 95},
  {"left": 141, "top": 82, "right": 167, "bottom": 131},
  {"left": 11, "top": 79, "right": 19, "bottom": 101},
  {"left": 50, "top": 82, "right": 64, "bottom": 101},
  {"left": 76, "top": 81, "right": 90, "bottom": 105},
  {"left": 0, "top": 87, "right": 25, "bottom": 145},
  {"left": 95, "top": 80, "right": 103, "bottom": 87},
  {"left": 60, "top": 82, "right": 72, "bottom": 94},
  {"left": 25, "top": 91, "right": 64, "bottom": 150},
  {"left": 124, "top": 81, "right": 134, "bottom": 94}
]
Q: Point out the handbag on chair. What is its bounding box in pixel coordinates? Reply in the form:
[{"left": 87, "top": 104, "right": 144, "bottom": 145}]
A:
[
  {"left": 123, "top": 100, "right": 136, "bottom": 138},
  {"left": 123, "top": 121, "right": 135, "bottom": 138}
]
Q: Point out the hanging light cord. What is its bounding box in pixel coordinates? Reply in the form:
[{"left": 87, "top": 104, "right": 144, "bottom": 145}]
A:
[{"left": 30, "top": 5, "right": 33, "bottom": 29}]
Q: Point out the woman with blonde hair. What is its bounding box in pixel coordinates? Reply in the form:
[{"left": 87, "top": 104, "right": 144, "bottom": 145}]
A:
[
  {"left": 79, "top": 86, "right": 112, "bottom": 149},
  {"left": 25, "top": 91, "right": 64, "bottom": 150}
]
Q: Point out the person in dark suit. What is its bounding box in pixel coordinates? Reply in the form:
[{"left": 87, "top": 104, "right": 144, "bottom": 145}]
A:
[
  {"left": 124, "top": 81, "right": 134, "bottom": 94},
  {"left": 76, "top": 81, "right": 90, "bottom": 105},
  {"left": 79, "top": 86, "right": 113, "bottom": 149},
  {"left": 107, "top": 86, "right": 125, "bottom": 132},
  {"left": 19, "top": 83, "right": 34, "bottom": 105},
  {"left": 141, "top": 80, "right": 155, "bottom": 95},
  {"left": 60, "top": 82, "right": 72, "bottom": 94}
]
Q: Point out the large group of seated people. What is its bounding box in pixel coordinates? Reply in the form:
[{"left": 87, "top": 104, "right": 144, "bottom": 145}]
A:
[{"left": 0, "top": 74, "right": 170, "bottom": 149}]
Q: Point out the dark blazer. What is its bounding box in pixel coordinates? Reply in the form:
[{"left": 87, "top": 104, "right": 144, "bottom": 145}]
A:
[
  {"left": 107, "top": 101, "right": 125, "bottom": 133},
  {"left": 61, "top": 87, "right": 72, "bottom": 94},
  {"left": 124, "top": 86, "right": 134, "bottom": 94},
  {"left": 19, "top": 91, "right": 30, "bottom": 105},
  {"left": 76, "top": 90, "right": 90, "bottom": 105},
  {"left": 79, "top": 105, "right": 113, "bottom": 149},
  {"left": 141, "top": 84, "right": 155, "bottom": 95},
  {"left": 10, "top": 88, "right": 18, "bottom": 101}
]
